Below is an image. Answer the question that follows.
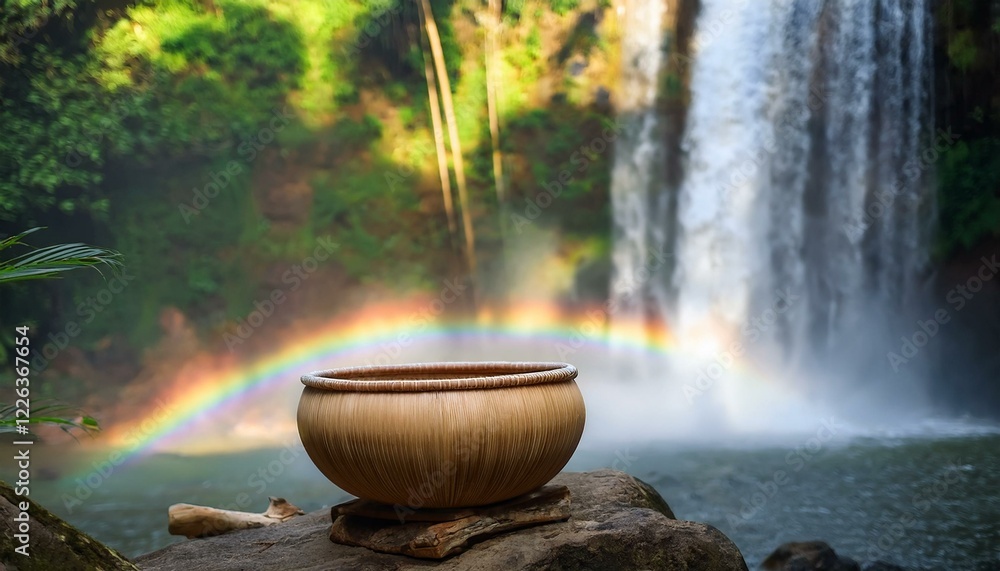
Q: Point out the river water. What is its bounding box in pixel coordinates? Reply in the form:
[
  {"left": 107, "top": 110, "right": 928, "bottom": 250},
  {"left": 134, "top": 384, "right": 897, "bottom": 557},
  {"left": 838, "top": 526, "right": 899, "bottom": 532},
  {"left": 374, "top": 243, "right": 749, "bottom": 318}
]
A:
[{"left": 9, "top": 426, "right": 999, "bottom": 569}]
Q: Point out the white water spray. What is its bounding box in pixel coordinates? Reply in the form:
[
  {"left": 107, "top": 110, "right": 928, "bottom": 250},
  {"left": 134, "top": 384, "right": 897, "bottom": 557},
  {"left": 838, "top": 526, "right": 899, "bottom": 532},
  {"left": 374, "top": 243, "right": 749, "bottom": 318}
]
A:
[{"left": 610, "top": 0, "right": 932, "bottom": 383}]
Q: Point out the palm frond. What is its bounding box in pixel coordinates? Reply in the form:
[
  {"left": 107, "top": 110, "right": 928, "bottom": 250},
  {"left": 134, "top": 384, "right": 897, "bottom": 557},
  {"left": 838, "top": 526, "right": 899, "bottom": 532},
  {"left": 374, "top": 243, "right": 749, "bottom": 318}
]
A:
[
  {"left": 0, "top": 401, "right": 101, "bottom": 436},
  {"left": 0, "top": 227, "right": 124, "bottom": 285}
]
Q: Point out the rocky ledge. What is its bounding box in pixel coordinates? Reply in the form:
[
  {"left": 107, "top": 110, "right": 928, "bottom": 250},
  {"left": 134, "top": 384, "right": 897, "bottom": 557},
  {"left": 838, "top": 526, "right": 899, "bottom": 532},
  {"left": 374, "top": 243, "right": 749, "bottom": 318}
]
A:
[
  {"left": 137, "top": 470, "right": 748, "bottom": 571},
  {"left": 1, "top": 480, "right": 138, "bottom": 571}
]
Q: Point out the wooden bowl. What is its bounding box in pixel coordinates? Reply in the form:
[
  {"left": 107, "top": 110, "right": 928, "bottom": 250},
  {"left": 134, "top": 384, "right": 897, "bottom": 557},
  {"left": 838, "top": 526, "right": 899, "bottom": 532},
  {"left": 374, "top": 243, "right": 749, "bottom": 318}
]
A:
[{"left": 297, "top": 361, "right": 585, "bottom": 508}]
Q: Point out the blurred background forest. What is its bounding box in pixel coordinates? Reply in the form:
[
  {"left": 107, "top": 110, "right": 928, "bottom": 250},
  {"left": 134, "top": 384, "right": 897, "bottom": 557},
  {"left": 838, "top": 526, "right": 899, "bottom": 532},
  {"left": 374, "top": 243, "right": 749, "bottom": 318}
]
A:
[
  {"left": 1, "top": 0, "right": 623, "bottom": 411},
  {"left": 1, "top": 0, "right": 1000, "bottom": 415}
]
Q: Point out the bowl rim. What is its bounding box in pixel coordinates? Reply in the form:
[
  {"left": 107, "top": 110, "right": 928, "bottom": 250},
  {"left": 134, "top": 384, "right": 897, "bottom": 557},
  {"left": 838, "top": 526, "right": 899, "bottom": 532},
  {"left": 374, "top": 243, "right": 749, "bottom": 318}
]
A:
[{"left": 301, "top": 361, "right": 577, "bottom": 392}]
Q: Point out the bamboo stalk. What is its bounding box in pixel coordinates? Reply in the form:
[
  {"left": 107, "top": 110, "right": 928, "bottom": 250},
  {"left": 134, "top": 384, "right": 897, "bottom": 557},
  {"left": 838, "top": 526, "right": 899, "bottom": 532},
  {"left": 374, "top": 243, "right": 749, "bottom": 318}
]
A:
[
  {"left": 417, "top": 14, "right": 458, "bottom": 246},
  {"left": 485, "top": 0, "right": 506, "bottom": 209},
  {"left": 418, "top": 0, "right": 478, "bottom": 280},
  {"left": 485, "top": 0, "right": 510, "bottom": 276}
]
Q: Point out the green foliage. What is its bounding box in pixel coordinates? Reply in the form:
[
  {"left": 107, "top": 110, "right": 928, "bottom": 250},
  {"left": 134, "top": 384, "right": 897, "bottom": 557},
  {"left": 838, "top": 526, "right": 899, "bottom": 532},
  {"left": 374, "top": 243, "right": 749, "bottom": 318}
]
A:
[
  {"left": 386, "top": 81, "right": 409, "bottom": 102},
  {"left": 276, "top": 121, "right": 317, "bottom": 152},
  {"left": 504, "top": 107, "right": 614, "bottom": 235},
  {"left": 527, "top": 25, "right": 543, "bottom": 60},
  {"left": 0, "top": 224, "right": 109, "bottom": 437},
  {"left": 330, "top": 114, "right": 384, "bottom": 151},
  {"left": 0, "top": 0, "right": 78, "bottom": 67},
  {"left": 947, "top": 30, "right": 978, "bottom": 72},
  {"left": 352, "top": 0, "right": 462, "bottom": 88},
  {"left": 551, "top": 0, "right": 581, "bottom": 16},
  {"left": 504, "top": 0, "right": 527, "bottom": 21},
  {"left": 1, "top": 0, "right": 306, "bottom": 222},
  {"left": 0, "top": 49, "right": 135, "bottom": 222},
  {"left": 0, "top": 401, "right": 99, "bottom": 436},
  {"left": 100, "top": 0, "right": 305, "bottom": 156},
  {"left": 0, "top": 0, "right": 613, "bottom": 354},
  {"left": 935, "top": 0, "right": 1000, "bottom": 255},
  {"left": 310, "top": 156, "right": 437, "bottom": 288},
  {"left": 503, "top": 23, "right": 545, "bottom": 110},
  {"left": 433, "top": 2, "right": 464, "bottom": 89},
  {"left": 88, "top": 160, "right": 260, "bottom": 343},
  {"left": 0, "top": 227, "right": 123, "bottom": 285},
  {"left": 936, "top": 138, "right": 1000, "bottom": 255},
  {"left": 398, "top": 105, "right": 418, "bottom": 129}
]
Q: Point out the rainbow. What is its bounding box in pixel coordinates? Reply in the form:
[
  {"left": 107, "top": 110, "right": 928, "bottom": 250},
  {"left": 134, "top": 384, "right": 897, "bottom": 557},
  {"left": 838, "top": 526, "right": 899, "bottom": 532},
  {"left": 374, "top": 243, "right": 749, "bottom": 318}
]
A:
[{"left": 93, "top": 299, "right": 678, "bottom": 464}]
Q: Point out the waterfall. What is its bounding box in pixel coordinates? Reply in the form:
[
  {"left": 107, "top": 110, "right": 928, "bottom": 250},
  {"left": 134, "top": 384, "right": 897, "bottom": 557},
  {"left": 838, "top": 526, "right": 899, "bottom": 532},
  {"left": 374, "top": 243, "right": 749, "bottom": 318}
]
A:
[
  {"left": 608, "top": 0, "right": 667, "bottom": 333},
  {"left": 611, "top": 0, "right": 933, "bottom": 383}
]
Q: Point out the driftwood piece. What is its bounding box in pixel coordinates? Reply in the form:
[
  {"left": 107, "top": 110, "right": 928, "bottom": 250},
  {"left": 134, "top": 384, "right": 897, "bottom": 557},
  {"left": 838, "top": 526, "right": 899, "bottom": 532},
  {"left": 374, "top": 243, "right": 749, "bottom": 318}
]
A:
[
  {"left": 329, "top": 484, "right": 571, "bottom": 559},
  {"left": 168, "top": 497, "right": 304, "bottom": 539}
]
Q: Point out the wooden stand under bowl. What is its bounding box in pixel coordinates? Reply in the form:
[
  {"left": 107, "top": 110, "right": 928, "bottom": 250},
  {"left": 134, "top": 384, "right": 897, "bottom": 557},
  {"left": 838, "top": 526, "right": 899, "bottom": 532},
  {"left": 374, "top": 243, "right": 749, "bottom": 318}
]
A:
[{"left": 328, "top": 484, "right": 572, "bottom": 559}]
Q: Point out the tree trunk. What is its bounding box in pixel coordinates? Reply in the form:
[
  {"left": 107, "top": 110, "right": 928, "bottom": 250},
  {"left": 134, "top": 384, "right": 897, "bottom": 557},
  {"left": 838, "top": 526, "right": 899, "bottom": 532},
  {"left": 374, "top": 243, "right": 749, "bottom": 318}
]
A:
[
  {"left": 417, "top": 17, "right": 458, "bottom": 247},
  {"left": 485, "top": 0, "right": 506, "bottom": 210},
  {"left": 485, "top": 0, "right": 509, "bottom": 263},
  {"left": 418, "top": 0, "right": 478, "bottom": 282}
]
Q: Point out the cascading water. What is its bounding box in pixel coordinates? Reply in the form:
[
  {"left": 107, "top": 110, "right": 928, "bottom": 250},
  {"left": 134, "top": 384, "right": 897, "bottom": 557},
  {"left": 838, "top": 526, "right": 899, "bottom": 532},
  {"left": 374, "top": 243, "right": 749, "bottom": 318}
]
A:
[
  {"left": 608, "top": 0, "right": 668, "bottom": 333},
  {"left": 611, "top": 0, "right": 933, "bottom": 402}
]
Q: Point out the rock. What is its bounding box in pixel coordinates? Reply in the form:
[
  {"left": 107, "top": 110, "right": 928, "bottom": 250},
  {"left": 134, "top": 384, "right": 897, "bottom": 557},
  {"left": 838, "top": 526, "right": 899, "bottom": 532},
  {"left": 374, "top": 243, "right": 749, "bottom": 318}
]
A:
[
  {"left": 762, "top": 541, "right": 860, "bottom": 571},
  {"left": 862, "top": 563, "right": 907, "bottom": 571},
  {"left": 137, "top": 470, "right": 747, "bottom": 571},
  {"left": 1, "top": 479, "right": 139, "bottom": 571}
]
